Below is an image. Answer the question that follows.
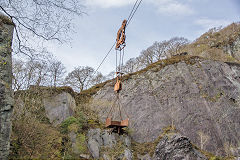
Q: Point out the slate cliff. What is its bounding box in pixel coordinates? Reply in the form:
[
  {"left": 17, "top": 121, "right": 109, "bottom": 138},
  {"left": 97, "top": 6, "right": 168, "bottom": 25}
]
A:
[{"left": 88, "top": 56, "right": 240, "bottom": 157}]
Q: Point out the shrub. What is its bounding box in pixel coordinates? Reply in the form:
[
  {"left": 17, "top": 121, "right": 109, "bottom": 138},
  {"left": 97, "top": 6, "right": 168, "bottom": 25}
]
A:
[
  {"left": 10, "top": 117, "right": 62, "bottom": 159},
  {"left": 60, "top": 113, "right": 87, "bottom": 134}
]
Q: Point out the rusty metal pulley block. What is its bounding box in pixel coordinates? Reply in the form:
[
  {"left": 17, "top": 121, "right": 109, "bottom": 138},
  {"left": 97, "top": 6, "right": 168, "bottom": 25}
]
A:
[{"left": 116, "top": 20, "right": 127, "bottom": 50}]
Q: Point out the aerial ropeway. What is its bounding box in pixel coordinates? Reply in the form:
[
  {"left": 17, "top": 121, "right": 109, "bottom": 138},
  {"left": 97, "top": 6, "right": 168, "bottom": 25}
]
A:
[
  {"left": 105, "top": 20, "right": 129, "bottom": 133},
  {"left": 103, "top": 0, "right": 143, "bottom": 133}
]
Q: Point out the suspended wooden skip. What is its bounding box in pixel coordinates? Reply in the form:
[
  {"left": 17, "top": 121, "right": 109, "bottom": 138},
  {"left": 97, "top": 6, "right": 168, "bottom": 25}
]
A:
[
  {"left": 105, "top": 118, "right": 129, "bottom": 128},
  {"left": 105, "top": 20, "right": 129, "bottom": 133},
  {"left": 105, "top": 93, "right": 129, "bottom": 133}
]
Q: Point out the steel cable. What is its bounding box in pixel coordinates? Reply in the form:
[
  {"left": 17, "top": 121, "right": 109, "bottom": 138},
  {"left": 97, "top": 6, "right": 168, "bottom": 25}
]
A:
[
  {"left": 86, "top": 0, "right": 143, "bottom": 88},
  {"left": 127, "top": 0, "right": 143, "bottom": 26},
  {"left": 127, "top": 0, "right": 139, "bottom": 22}
]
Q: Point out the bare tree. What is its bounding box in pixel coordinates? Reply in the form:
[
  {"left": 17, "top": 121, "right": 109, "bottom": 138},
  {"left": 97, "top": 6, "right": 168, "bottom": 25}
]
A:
[
  {"left": 137, "top": 46, "right": 155, "bottom": 68},
  {"left": 12, "top": 58, "right": 27, "bottom": 91},
  {"left": 122, "top": 58, "right": 138, "bottom": 73},
  {"left": 25, "top": 52, "right": 54, "bottom": 87},
  {"left": 34, "top": 60, "right": 50, "bottom": 87},
  {"left": 91, "top": 72, "right": 106, "bottom": 86},
  {"left": 168, "top": 37, "right": 189, "bottom": 57},
  {"left": 48, "top": 59, "right": 66, "bottom": 87},
  {"left": 12, "top": 57, "right": 39, "bottom": 90},
  {"left": 65, "top": 66, "right": 94, "bottom": 92},
  {"left": 119, "top": 37, "right": 190, "bottom": 73},
  {"left": 0, "top": 0, "right": 85, "bottom": 56},
  {"left": 12, "top": 52, "right": 66, "bottom": 90},
  {"left": 152, "top": 41, "right": 169, "bottom": 60}
]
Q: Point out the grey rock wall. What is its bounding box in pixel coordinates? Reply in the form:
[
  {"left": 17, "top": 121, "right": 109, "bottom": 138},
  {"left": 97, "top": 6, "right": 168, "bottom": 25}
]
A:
[
  {"left": 0, "top": 15, "right": 14, "bottom": 159},
  {"left": 43, "top": 92, "right": 76, "bottom": 126},
  {"left": 89, "top": 57, "right": 240, "bottom": 157}
]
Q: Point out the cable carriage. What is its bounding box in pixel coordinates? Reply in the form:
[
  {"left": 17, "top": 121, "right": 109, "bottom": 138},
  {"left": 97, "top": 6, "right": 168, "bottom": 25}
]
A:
[
  {"left": 105, "top": 20, "right": 129, "bottom": 133},
  {"left": 88, "top": 0, "right": 143, "bottom": 133}
]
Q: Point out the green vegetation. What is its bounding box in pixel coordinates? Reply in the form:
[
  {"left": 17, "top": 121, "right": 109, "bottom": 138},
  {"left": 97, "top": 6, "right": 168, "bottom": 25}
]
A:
[
  {"left": 10, "top": 117, "right": 63, "bottom": 159},
  {"left": 10, "top": 87, "right": 79, "bottom": 159},
  {"left": 60, "top": 113, "right": 87, "bottom": 134},
  {"left": 61, "top": 117, "right": 79, "bottom": 133},
  {"left": 76, "top": 133, "right": 88, "bottom": 153}
]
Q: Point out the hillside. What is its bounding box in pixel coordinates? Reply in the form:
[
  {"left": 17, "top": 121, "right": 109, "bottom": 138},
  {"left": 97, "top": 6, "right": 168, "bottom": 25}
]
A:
[
  {"left": 6, "top": 23, "right": 240, "bottom": 159},
  {"left": 185, "top": 23, "right": 240, "bottom": 62}
]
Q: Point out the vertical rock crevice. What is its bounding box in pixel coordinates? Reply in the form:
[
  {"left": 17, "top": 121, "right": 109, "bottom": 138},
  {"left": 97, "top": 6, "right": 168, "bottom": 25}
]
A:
[{"left": 0, "top": 15, "right": 14, "bottom": 159}]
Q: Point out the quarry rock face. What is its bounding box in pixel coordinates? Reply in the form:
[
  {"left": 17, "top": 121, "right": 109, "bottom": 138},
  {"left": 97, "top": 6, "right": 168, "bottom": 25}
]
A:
[
  {"left": 43, "top": 92, "right": 76, "bottom": 126},
  {"left": 87, "top": 129, "right": 132, "bottom": 159},
  {"left": 153, "top": 132, "right": 207, "bottom": 160},
  {"left": 89, "top": 57, "right": 240, "bottom": 157},
  {"left": 0, "top": 15, "right": 14, "bottom": 159}
]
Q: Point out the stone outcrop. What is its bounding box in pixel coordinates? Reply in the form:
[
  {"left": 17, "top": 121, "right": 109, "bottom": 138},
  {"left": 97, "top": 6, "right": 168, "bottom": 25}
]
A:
[
  {"left": 89, "top": 56, "right": 240, "bottom": 157},
  {"left": 153, "top": 132, "right": 207, "bottom": 160},
  {"left": 0, "top": 15, "right": 14, "bottom": 159},
  {"left": 43, "top": 92, "right": 76, "bottom": 126},
  {"left": 224, "top": 37, "right": 240, "bottom": 60},
  {"left": 87, "top": 129, "right": 132, "bottom": 159}
]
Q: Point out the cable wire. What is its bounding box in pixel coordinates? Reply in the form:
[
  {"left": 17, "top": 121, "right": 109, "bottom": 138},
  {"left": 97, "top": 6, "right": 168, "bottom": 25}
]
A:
[
  {"left": 127, "top": 0, "right": 139, "bottom": 22},
  {"left": 127, "top": 0, "right": 143, "bottom": 26},
  {"left": 122, "top": 48, "right": 125, "bottom": 67},
  {"left": 86, "top": 41, "right": 116, "bottom": 87}
]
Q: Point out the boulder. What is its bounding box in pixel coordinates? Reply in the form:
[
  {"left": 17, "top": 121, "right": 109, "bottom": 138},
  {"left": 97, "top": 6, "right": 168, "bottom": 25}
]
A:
[
  {"left": 87, "top": 129, "right": 102, "bottom": 159},
  {"left": 88, "top": 138, "right": 100, "bottom": 159},
  {"left": 43, "top": 92, "right": 76, "bottom": 126},
  {"left": 153, "top": 132, "right": 207, "bottom": 160},
  {"left": 87, "top": 129, "right": 132, "bottom": 159},
  {"left": 102, "top": 130, "right": 116, "bottom": 147}
]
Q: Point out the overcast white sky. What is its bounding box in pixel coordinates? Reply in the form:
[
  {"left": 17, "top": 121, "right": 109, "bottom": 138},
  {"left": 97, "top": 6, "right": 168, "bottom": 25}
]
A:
[{"left": 47, "top": 0, "right": 240, "bottom": 75}]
